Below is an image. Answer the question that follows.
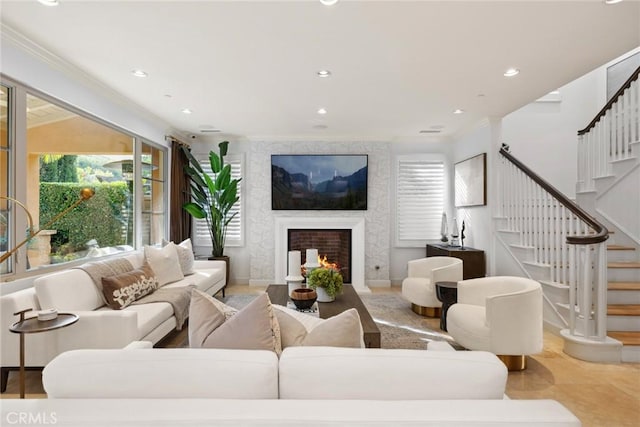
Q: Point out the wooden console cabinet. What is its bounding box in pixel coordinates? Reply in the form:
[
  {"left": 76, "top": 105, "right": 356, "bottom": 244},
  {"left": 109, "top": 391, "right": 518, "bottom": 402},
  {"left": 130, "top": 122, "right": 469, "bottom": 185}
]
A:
[{"left": 426, "top": 243, "right": 486, "bottom": 280}]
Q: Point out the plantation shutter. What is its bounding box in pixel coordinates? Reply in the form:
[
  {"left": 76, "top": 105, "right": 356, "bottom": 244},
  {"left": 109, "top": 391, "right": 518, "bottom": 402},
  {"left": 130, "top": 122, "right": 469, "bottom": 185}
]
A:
[
  {"left": 193, "top": 154, "right": 243, "bottom": 247},
  {"left": 396, "top": 156, "right": 446, "bottom": 246}
]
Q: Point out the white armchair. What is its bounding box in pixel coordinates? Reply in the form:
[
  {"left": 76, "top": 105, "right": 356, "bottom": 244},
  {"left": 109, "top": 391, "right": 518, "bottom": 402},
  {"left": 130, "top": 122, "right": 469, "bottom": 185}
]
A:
[
  {"left": 446, "top": 276, "right": 543, "bottom": 371},
  {"left": 401, "top": 257, "right": 463, "bottom": 317}
]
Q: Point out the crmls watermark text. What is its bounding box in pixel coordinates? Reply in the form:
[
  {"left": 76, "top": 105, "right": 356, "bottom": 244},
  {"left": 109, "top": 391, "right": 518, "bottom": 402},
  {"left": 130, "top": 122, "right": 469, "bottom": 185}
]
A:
[{"left": 5, "top": 412, "right": 57, "bottom": 425}]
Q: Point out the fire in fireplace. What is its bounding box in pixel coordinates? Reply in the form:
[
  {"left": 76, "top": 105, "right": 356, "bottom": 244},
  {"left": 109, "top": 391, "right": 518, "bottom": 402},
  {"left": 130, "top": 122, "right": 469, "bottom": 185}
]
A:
[{"left": 288, "top": 229, "right": 352, "bottom": 284}]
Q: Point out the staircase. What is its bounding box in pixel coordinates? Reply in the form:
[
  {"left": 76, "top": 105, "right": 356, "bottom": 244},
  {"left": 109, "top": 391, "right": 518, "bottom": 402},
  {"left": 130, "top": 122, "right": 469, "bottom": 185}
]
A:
[{"left": 496, "top": 66, "right": 639, "bottom": 363}]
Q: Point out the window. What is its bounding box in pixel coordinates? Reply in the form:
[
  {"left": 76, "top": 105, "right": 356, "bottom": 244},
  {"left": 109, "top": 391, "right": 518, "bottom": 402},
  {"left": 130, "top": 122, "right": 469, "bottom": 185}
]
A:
[
  {"left": 192, "top": 153, "right": 244, "bottom": 248},
  {"left": 396, "top": 155, "right": 446, "bottom": 247},
  {"left": 0, "top": 78, "right": 168, "bottom": 278},
  {"left": 0, "top": 84, "right": 12, "bottom": 273}
]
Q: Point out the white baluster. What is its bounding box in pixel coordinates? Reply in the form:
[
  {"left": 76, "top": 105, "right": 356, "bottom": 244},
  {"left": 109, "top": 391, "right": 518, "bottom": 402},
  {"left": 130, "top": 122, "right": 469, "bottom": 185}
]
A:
[{"left": 623, "top": 85, "right": 630, "bottom": 158}]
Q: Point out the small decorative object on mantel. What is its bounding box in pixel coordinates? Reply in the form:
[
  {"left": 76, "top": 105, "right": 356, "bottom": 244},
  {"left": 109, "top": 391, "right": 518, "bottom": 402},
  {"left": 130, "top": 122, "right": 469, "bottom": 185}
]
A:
[
  {"left": 307, "top": 266, "right": 343, "bottom": 303},
  {"left": 460, "top": 221, "right": 466, "bottom": 249},
  {"left": 450, "top": 217, "right": 460, "bottom": 247},
  {"left": 285, "top": 250, "right": 305, "bottom": 295},
  {"left": 440, "top": 212, "right": 449, "bottom": 243}
]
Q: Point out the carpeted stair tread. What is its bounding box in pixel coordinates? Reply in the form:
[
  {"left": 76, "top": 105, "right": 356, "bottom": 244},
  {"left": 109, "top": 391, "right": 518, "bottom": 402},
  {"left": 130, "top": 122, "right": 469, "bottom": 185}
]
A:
[
  {"left": 608, "top": 331, "right": 640, "bottom": 346},
  {"left": 608, "top": 282, "right": 640, "bottom": 291},
  {"left": 607, "top": 304, "right": 640, "bottom": 316}
]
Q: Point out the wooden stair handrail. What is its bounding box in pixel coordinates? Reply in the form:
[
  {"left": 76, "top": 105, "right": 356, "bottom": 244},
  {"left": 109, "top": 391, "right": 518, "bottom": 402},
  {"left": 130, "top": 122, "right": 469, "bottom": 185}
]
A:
[
  {"left": 578, "top": 65, "right": 640, "bottom": 136},
  {"left": 499, "top": 146, "right": 608, "bottom": 245}
]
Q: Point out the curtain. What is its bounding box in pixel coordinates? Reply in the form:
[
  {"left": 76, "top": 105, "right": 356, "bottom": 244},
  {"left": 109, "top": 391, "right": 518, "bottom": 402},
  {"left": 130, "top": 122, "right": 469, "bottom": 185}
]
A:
[{"left": 169, "top": 138, "right": 192, "bottom": 243}]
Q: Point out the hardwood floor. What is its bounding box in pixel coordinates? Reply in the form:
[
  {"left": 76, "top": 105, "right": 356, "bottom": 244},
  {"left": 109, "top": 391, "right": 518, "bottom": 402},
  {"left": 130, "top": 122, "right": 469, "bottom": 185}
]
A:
[{"left": 2, "top": 284, "right": 639, "bottom": 426}]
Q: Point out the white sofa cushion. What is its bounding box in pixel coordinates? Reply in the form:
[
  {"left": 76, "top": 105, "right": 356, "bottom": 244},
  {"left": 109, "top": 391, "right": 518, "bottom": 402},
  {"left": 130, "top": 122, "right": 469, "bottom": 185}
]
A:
[
  {"left": 35, "top": 269, "right": 104, "bottom": 311},
  {"left": 144, "top": 243, "right": 184, "bottom": 286},
  {"left": 163, "top": 268, "right": 224, "bottom": 292},
  {"left": 163, "top": 238, "right": 195, "bottom": 275},
  {"left": 279, "top": 346, "right": 507, "bottom": 400},
  {"left": 97, "top": 302, "right": 173, "bottom": 339},
  {"left": 43, "top": 348, "right": 280, "bottom": 399}
]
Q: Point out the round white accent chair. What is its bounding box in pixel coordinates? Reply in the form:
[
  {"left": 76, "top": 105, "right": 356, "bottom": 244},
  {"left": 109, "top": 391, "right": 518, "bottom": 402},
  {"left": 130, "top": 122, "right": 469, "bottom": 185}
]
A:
[
  {"left": 401, "top": 257, "right": 463, "bottom": 317},
  {"left": 446, "top": 276, "right": 543, "bottom": 371}
]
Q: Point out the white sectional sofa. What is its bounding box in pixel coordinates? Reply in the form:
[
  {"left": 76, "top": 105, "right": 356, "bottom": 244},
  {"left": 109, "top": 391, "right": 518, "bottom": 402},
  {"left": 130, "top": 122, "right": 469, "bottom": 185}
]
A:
[
  {"left": 0, "top": 250, "right": 226, "bottom": 392},
  {"left": 0, "top": 344, "right": 582, "bottom": 426}
]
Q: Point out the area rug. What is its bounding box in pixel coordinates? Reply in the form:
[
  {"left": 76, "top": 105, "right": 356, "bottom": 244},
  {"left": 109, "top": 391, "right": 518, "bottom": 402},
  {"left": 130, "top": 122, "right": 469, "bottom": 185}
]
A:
[{"left": 218, "top": 292, "right": 460, "bottom": 350}]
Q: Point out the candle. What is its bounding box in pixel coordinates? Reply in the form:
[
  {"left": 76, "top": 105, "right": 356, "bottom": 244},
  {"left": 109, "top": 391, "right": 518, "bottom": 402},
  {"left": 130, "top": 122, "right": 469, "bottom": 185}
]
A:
[
  {"left": 305, "top": 248, "right": 319, "bottom": 267},
  {"left": 288, "top": 250, "right": 301, "bottom": 277}
]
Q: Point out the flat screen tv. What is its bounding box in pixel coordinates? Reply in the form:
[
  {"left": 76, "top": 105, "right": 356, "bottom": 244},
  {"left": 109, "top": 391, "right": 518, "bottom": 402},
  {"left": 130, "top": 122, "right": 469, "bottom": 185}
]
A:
[{"left": 271, "top": 154, "right": 368, "bottom": 210}]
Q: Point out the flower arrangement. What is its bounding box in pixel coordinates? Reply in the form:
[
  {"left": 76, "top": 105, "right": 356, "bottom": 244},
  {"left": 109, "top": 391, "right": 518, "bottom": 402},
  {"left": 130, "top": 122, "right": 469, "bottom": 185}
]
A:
[{"left": 307, "top": 266, "right": 343, "bottom": 299}]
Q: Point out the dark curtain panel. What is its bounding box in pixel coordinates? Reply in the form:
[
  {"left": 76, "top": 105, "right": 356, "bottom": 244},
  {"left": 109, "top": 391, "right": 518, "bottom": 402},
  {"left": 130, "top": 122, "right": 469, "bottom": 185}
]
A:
[{"left": 170, "top": 139, "right": 192, "bottom": 243}]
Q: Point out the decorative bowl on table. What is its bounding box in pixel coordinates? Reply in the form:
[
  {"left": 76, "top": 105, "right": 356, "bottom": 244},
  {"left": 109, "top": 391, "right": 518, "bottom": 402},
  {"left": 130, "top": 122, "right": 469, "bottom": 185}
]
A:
[{"left": 290, "top": 288, "right": 317, "bottom": 310}]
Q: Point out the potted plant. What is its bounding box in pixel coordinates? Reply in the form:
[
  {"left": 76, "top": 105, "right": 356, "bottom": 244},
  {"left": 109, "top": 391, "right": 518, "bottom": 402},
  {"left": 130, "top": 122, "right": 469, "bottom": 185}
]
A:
[
  {"left": 307, "top": 266, "right": 343, "bottom": 302},
  {"left": 182, "top": 141, "right": 240, "bottom": 284}
]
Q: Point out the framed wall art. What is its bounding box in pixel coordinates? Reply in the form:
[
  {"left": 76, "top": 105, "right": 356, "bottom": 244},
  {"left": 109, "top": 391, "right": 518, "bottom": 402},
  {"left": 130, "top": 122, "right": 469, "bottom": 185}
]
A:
[{"left": 454, "top": 153, "right": 486, "bottom": 208}]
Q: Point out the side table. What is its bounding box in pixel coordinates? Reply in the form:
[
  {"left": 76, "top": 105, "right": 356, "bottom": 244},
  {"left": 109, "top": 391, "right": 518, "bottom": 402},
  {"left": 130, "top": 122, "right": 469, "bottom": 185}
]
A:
[
  {"left": 435, "top": 281, "right": 458, "bottom": 332},
  {"left": 9, "top": 308, "right": 78, "bottom": 398}
]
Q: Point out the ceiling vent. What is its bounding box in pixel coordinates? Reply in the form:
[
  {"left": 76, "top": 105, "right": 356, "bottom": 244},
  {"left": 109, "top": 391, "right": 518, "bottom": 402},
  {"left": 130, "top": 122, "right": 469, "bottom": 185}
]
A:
[{"left": 419, "top": 130, "right": 441, "bottom": 134}]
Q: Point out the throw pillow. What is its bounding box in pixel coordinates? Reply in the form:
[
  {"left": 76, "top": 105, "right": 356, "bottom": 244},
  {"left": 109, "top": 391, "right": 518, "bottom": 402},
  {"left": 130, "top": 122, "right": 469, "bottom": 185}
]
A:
[
  {"left": 189, "top": 290, "right": 282, "bottom": 355},
  {"left": 273, "top": 305, "right": 364, "bottom": 348},
  {"left": 144, "top": 243, "right": 184, "bottom": 286},
  {"left": 102, "top": 263, "right": 159, "bottom": 310},
  {"left": 162, "top": 238, "right": 195, "bottom": 276}
]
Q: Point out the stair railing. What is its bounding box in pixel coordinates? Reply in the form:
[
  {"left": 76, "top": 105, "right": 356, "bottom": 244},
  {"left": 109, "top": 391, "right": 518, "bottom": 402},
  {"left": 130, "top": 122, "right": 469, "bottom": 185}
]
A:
[
  {"left": 499, "top": 146, "right": 609, "bottom": 341},
  {"left": 577, "top": 66, "right": 639, "bottom": 192}
]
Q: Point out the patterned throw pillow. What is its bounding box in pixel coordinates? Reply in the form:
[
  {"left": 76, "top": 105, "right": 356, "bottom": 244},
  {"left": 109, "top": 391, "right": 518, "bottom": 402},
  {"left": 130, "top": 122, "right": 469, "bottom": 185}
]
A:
[
  {"left": 162, "top": 238, "right": 195, "bottom": 276},
  {"left": 189, "top": 290, "right": 282, "bottom": 355},
  {"left": 102, "top": 264, "right": 159, "bottom": 310}
]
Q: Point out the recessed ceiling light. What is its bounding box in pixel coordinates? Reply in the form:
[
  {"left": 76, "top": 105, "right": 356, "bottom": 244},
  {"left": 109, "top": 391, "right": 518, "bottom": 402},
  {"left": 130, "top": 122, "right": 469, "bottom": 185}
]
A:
[
  {"left": 320, "top": 0, "right": 339, "bottom": 5},
  {"left": 317, "top": 108, "right": 327, "bottom": 115},
  {"left": 503, "top": 68, "right": 520, "bottom": 77},
  {"left": 317, "top": 70, "right": 332, "bottom": 78},
  {"left": 131, "top": 70, "right": 148, "bottom": 78},
  {"left": 453, "top": 109, "right": 465, "bottom": 114},
  {"left": 37, "top": 0, "right": 59, "bottom": 6},
  {"left": 604, "top": 0, "right": 623, "bottom": 4},
  {"left": 181, "top": 108, "right": 193, "bottom": 114}
]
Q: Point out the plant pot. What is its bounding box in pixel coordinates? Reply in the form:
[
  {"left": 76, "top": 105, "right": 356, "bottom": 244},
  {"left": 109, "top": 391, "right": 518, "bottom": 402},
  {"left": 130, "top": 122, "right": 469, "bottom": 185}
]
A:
[
  {"left": 209, "top": 255, "right": 230, "bottom": 287},
  {"left": 315, "top": 286, "right": 335, "bottom": 303}
]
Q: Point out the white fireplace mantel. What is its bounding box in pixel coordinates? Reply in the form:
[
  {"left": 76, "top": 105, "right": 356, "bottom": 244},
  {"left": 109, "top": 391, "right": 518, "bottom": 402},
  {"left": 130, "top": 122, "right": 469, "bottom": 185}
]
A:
[{"left": 274, "top": 216, "right": 370, "bottom": 294}]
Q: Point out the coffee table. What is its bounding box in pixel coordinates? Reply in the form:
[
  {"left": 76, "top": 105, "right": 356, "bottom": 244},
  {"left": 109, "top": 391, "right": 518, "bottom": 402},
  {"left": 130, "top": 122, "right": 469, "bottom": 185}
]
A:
[{"left": 266, "top": 284, "right": 381, "bottom": 348}]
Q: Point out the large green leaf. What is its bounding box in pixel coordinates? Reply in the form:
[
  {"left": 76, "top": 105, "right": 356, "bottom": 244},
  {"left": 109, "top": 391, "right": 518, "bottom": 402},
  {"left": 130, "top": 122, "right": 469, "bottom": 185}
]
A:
[
  {"left": 182, "top": 146, "right": 203, "bottom": 174},
  {"left": 215, "top": 164, "right": 231, "bottom": 191},
  {"left": 184, "top": 165, "right": 206, "bottom": 188},
  {"left": 203, "top": 172, "right": 217, "bottom": 195},
  {"left": 209, "top": 151, "right": 221, "bottom": 174},
  {"left": 183, "top": 202, "right": 206, "bottom": 219}
]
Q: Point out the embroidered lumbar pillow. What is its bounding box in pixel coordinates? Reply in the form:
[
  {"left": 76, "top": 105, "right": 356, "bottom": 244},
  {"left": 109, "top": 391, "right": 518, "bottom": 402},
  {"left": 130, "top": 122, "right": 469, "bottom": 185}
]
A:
[
  {"left": 189, "top": 290, "right": 282, "bottom": 355},
  {"left": 102, "top": 263, "right": 159, "bottom": 310}
]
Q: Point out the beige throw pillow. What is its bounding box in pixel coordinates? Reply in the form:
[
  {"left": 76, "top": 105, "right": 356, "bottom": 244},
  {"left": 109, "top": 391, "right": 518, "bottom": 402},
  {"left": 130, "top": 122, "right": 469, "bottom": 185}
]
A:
[
  {"left": 162, "top": 238, "right": 195, "bottom": 276},
  {"left": 189, "top": 290, "right": 282, "bottom": 355},
  {"left": 273, "top": 305, "right": 364, "bottom": 348},
  {"left": 102, "top": 264, "right": 159, "bottom": 310},
  {"left": 144, "top": 243, "right": 184, "bottom": 286}
]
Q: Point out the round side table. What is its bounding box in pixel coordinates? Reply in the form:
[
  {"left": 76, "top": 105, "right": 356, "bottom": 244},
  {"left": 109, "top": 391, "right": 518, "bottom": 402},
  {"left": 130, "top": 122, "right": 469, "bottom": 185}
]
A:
[
  {"left": 9, "top": 309, "right": 78, "bottom": 398},
  {"left": 435, "top": 281, "right": 458, "bottom": 332}
]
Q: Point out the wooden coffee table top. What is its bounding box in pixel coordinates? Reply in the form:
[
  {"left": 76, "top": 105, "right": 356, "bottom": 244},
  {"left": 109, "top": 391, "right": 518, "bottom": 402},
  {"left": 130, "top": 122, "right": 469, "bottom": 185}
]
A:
[{"left": 266, "top": 284, "right": 381, "bottom": 348}]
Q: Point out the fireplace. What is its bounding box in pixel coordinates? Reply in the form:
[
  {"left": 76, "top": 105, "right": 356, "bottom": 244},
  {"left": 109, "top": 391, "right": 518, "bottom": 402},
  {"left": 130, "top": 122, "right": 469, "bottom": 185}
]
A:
[
  {"left": 274, "top": 217, "right": 369, "bottom": 293},
  {"left": 288, "top": 229, "right": 352, "bottom": 284}
]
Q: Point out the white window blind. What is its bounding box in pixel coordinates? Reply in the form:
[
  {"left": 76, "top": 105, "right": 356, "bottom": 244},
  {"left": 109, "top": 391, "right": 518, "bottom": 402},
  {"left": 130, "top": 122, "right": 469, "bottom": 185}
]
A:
[
  {"left": 396, "top": 156, "right": 446, "bottom": 246},
  {"left": 193, "top": 154, "right": 244, "bottom": 247}
]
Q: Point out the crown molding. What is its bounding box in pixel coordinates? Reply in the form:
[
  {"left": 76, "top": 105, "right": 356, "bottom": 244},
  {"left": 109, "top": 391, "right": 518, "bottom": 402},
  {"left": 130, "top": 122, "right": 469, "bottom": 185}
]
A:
[{"left": 1, "top": 24, "right": 170, "bottom": 136}]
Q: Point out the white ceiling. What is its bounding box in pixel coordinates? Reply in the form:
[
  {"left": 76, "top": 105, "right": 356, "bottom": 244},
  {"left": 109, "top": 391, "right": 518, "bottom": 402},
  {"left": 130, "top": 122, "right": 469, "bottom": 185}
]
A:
[{"left": 1, "top": 0, "right": 639, "bottom": 141}]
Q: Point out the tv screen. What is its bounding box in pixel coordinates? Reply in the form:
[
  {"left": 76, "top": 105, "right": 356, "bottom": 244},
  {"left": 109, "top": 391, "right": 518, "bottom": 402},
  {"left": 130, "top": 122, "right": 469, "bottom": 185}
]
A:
[{"left": 271, "top": 154, "right": 368, "bottom": 210}]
